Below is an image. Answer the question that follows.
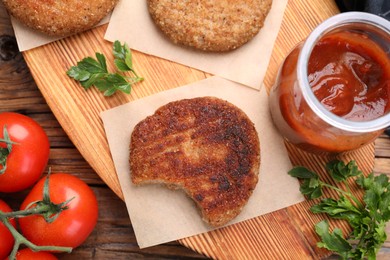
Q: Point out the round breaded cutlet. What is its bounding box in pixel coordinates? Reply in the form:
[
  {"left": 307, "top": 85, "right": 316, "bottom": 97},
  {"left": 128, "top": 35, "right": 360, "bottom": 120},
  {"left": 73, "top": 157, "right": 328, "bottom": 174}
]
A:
[
  {"left": 130, "top": 97, "right": 260, "bottom": 227},
  {"left": 2, "top": 0, "right": 118, "bottom": 36},
  {"left": 147, "top": 0, "right": 272, "bottom": 52}
]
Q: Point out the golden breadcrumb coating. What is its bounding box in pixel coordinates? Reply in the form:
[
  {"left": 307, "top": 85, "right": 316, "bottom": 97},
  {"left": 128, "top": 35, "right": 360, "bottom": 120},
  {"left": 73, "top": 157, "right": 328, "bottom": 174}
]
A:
[
  {"left": 147, "top": 0, "right": 272, "bottom": 51},
  {"left": 130, "top": 97, "right": 260, "bottom": 227},
  {"left": 2, "top": 0, "right": 118, "bottom": 36}
]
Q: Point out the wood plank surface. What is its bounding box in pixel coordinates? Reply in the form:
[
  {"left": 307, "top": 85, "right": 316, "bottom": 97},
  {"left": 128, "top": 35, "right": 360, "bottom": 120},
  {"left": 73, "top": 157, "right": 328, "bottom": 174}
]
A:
[
  {"left": 0, "top": 4, "right": 206, "bottom": 259},
  {"left": 0, "top": 0, "right": 387, "bottom": 259}
]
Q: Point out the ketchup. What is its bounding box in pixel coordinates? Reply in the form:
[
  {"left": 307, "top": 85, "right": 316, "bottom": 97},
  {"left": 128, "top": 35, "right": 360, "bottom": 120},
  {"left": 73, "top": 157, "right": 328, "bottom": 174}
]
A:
[
  {"left": 308, "top": 31, "right": 390, "bottom": 121},
  {"left": 269, "top": 28, "right": 390, "bottom": 154}
]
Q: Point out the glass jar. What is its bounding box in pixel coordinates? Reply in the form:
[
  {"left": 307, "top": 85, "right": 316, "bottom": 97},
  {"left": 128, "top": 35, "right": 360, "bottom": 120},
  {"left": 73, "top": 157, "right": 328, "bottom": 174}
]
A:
[{"left": 269, "top": 12, "right": 390, "bottom": 154}]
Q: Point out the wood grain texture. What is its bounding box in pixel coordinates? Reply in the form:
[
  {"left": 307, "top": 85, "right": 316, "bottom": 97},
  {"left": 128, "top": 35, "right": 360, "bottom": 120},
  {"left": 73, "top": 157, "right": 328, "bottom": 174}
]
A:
[
  {"left": 23, "top": 26, "right": 208, "bottom": 199},
  {"left": 0, "top": 10, "right": 206, "bottom": 259},
  {"left": 13, "top": 0, "right": 389, "bottom": 259}
]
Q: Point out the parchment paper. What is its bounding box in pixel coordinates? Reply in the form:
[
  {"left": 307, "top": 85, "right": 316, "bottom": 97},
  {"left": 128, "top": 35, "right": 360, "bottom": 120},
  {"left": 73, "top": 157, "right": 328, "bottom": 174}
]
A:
[
  {"left": 11, "top": 14, "right": 111, "bottom": 52},
  {"left": 104, "top": 0, "right": 288, "bottom": 90},
  {"left": 101, "top": 76, "right": 304, "bottom": 248}
]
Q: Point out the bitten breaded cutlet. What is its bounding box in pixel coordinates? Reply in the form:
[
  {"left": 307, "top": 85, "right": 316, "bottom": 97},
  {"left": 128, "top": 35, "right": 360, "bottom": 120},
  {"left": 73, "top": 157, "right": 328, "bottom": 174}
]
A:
[
  {"left": 2, "top": 0, "right": 118, "bottom": 36},
  {"left": 147, "top": 0, "right": 272, "bottom": 51},
  {"left": 130, "top": 97, "right": 260, "bottom": 227}
]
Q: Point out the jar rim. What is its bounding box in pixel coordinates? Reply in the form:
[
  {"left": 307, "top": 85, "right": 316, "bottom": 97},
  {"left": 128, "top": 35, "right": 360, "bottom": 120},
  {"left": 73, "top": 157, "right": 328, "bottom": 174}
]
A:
[{"left": 297, "top": 12, "right": 390, "bottom": 133}]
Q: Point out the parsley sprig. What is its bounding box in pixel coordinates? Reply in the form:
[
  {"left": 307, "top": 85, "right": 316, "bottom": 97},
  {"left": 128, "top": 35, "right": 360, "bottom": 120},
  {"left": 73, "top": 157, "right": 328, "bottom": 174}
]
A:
[
  {"left": 66, "top": 41, "right": 143, "bottom": 96},
  {"left": 289, "top": 160, "right": 389, "bottom": 259}
]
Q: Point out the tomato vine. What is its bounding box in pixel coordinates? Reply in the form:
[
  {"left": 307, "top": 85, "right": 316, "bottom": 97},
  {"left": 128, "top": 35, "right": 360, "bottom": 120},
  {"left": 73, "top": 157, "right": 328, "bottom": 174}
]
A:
[{"left": 0, "top": 173, "right": 73, "bottom": 259}]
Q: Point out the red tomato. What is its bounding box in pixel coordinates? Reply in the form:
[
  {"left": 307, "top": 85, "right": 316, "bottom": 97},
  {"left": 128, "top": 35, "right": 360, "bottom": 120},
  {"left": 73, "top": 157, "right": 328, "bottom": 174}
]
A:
[
  {"left": 19, "top": 173, "right": 98, "bottom": 249},
  {"left": 7, "top": 248, "right": 57, "bottom": 260},
  {"left": 0, "top": 112, "right": 50, "bottom": 192},
  {"left": 0, "top": 199, "right": 16, "bottom": 260}
]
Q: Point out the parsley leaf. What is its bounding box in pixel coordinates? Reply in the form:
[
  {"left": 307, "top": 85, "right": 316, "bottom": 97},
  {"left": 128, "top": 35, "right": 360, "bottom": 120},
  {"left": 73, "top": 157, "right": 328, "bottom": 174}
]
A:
[
  {"left": 113, "top": 40, "right": 133, "bottom": 71},
  {"left": 288, "top": 166, "right": 322, "bottom": 199},
  {"left": 289, "top": 160, "right": 390, "bottom": 259},
  {"left": 66, "top": 40, "right": 143, "bottom": 96},
  {"left": 315, "top": 220, "right": 352, "bottom": 258},
  {"left": 326, "top": 160, "right": 362, "bottom": 182}
]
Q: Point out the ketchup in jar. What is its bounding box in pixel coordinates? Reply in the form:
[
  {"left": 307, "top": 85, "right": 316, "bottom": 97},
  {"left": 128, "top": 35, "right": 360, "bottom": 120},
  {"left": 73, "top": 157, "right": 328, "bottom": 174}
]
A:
[{"left": 269, "top": 12, "right": 390, "bottom": 154}]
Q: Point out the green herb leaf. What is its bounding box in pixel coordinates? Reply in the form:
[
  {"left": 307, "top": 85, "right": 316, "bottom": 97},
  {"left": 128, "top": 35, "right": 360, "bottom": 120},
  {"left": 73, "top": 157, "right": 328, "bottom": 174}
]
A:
[
  {"left": 311, "top": 197, "right": 362, "bottom": 226},
  {"left": 95, "top": 53, "right": 107, "bottom": 72},
  {"left": 113, "top": 40, "right": 134, "bottom": 70},
  {"left": 326, "top": 160, "right": 362, "bottom": 182},
  {"left": 288, "top": 166, "right": 323, "bottom": 199},
  {"left": 113, "top": 40, "right": 126, "bottom": 60},
  {"left": 300, "top": 178, "right": 323, "bottom": 199},
  {"left": 77, "top": 55, "right": 107, "bottom": 74},
  {"left": 66, "top": 66, "right": 91, "bottom": 81},
  {"left": 66, "top": 40, "right": 143, "bottom": 96},
  {"left": 114, "top": 59, "right": 130, "bottom": 72},
  {"left": 80, "top": 73, "right": 106, "bottom": 89},
  {"left": 362, "top": 173, "right": 390, "bottom": 222},
  {"left": 315, "top": 220, "right": 352, "bottom": 258},
  {"left": 288, "top": 166, "right": 318, "bottom": 179},
  {"left": 289, "top": 160, "right": 390, "bottom": 259}
]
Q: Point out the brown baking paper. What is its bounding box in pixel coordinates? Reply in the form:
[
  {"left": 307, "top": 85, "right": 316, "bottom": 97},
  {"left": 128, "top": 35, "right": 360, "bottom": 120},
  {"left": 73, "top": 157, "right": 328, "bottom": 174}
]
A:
[
  {"left": 10, "top": 14, "right": 111, "bottom": 52},
  {"left": 104, "top": 0, "right": 288, "bottom": 90},
  {"left": 100, "top": 76, "right": 304, "bottom": 248}
]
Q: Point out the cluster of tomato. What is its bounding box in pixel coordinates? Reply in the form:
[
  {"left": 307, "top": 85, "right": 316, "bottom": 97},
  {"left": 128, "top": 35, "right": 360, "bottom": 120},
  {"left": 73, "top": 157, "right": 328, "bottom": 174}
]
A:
[{"left": 0, "top": 112, "right": 98, "bottom": 259}]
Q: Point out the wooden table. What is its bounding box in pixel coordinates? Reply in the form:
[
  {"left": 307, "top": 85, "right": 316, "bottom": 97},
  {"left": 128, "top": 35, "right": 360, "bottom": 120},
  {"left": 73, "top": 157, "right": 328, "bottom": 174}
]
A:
[
  {"left": 0, "top": 2, "right": 389, "bottom": 260},
  {"left": 0, "top": 5, "right": 205, "bottom": 260}
]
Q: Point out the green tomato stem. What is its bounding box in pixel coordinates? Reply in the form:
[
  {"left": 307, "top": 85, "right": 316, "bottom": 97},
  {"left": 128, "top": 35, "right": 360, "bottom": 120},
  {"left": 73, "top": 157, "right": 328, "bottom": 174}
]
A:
[
  {"left": 0, "top": 172, "right": 73, "bottom": 260},
  {"left": 0, "top": 138, "right": 16, "bottom": 145},
  {"left": 343, "top": 180, "right": 364, "bottom": 209},
  {"left": 0, "top": 214, "right": 72, "bottom": 260},
  {"left": 0, "top": 125, "right": 19, "bottom": 174},
  {"left": 321, "top": 182, "right": 364, "bottom": 209},
  {"left": 1, "top": 203, "right": 51, "bottom": 218},
  {"left": 124, "top": 75, "right": 143, "bottom": 84},
  {"left": 130, "top": 69, "right": 143, "bottom": 81}
]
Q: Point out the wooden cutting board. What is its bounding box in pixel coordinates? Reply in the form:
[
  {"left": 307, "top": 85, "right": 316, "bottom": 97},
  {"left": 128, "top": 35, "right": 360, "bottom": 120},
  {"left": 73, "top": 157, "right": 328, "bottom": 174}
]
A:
[{"left": 22, "top": 0, "right": 376, "bottom": 259}]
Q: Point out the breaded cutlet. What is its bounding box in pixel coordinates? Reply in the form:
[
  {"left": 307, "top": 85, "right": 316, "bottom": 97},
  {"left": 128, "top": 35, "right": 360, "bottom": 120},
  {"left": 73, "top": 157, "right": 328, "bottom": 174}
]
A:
[
  {"left": 130, "top": 97, "right": 260, "bottom": 227},
  {"left": 2, "top": 0, "right": 118, "bottom": 36},
  {"left": 147, "top": 0, "right": 272, "bottom": 51}
]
